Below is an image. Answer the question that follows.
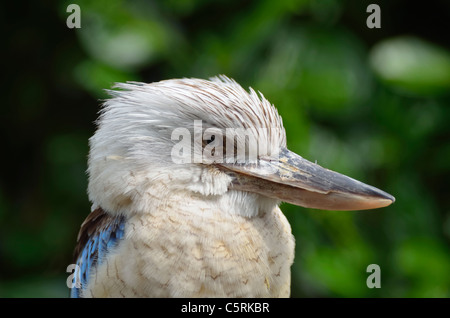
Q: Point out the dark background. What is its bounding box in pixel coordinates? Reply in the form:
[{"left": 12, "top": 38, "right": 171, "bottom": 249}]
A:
[{"left": 1, "top": 0, "right": 449, "bottom": 297}]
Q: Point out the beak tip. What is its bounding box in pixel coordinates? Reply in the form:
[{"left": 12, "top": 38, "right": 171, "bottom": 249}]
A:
[
  {"left": 360, "top": 188, "right": 395, "bottom": 210},
  {"left": 364, "top": 192, "right": 395, "bottom": 210},
  {"left": 389, "top": 195, "right": 396, "bottom": 204},
  {"left": 376, "top": 189, "right": 396, "bottom": 206}
]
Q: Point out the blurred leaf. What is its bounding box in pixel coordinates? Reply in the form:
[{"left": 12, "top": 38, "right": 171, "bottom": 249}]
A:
[
  {"left": 370, "top": 37, "right": 450, "bottom": 96},
  {"left": 282, "top": 26, "right": 373, "bottom": 113},
  {"left": 304, "top": 244, "right": 373, "bottom": 297},
  {"left": 74, "top": 1, "right": 177, "bottom": 71},
  {"left": 396, "top": 237, "right": 450, "bottom": 297},
  {"left": 308, "top": 0, "right": 342, "bottom": 24},
  {"left": 73, "top": 59, "right": 137, "bottom": 98}
]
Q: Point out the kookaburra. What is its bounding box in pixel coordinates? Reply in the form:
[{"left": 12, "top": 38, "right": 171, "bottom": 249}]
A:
[{"left": 71, "top": 76, "right": 394, "bottom": 297}]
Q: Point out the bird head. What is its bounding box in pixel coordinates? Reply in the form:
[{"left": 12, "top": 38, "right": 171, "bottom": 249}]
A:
[{"left": 87, "top": 76, "right": 394, "bottom": 216}]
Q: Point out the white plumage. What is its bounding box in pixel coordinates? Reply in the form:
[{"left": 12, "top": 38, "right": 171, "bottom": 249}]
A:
[
  {"left": 72, "top": 75, "right": 394, "bottom": 297},
  {"left": 88, "top": 76, "right": 285, "bottom": 217}
]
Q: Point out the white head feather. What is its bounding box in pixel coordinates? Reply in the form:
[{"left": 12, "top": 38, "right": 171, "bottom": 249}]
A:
[{"left": 87, "top": 76, "right": 287, "bottom": 217}]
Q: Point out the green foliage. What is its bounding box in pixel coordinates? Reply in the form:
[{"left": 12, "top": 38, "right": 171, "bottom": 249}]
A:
[
  {"left": 2, "top": 0, "right": 449, "bottom": 297},
  {"left": 370, "top": 37, "right": 450, "bottom": 96}
]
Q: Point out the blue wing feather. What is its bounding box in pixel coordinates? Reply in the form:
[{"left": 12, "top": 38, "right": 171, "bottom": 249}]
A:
[{"left": 70, "top": 208, "right": 126, "bottom": 298}]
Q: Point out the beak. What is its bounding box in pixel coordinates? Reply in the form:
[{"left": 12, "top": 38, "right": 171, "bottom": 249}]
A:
[{"left": 218, "top": 148, "right": 395, "bottom": 211}]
